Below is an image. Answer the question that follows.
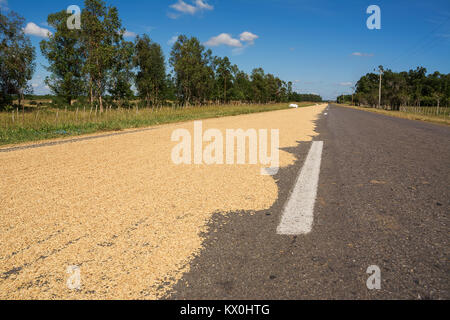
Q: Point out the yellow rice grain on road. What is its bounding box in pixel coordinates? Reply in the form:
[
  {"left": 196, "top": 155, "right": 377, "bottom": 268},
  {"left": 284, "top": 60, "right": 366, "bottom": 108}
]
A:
[{"left": 0, "top": 105, "right": 326, "bottom": 299}]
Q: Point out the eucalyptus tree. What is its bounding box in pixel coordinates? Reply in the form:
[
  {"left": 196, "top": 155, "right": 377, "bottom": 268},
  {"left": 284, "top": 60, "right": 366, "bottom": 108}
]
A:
[
  {"left": 250, "top": 68, "right": 267, "bottom": 103},
  {"left": 0, "top": 11, "right": 35, "bottom": 108},
  {"left": 81, "top": 0, "right": 123, "bottom": 112},
  {"left": 134, "top": 34, "right": 166, "bottom": 108},
  {"left": 170, "top": 35, "right": 214, "bottom": 106},
  {"left": 40, "top": 10, "right": 84, "bottom": 105},
  {"left": 230, "top": 66, "right": 251, "bottom": 102},
  {"left": 264, "top": 73, "right": 279, "bottom": 102},
  {"left": 429, "top": 72, "right": 445, "bottom": 112},
  {"left": 213, "top": 56, "right": 233, "bottom": 103},
  {"left": 109, "top": 40, "right": 134, "bottom": 107}
]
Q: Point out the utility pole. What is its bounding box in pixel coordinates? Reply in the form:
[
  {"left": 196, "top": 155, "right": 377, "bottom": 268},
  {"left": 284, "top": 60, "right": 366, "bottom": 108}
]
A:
[{"left": 375, "top": 66, "right": 384, "bottom": 109}]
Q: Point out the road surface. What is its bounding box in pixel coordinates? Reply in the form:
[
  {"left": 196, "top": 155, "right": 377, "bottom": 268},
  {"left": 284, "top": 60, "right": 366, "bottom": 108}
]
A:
[{"left": 169, "top": 104, "right": 449, "bottom": 300}]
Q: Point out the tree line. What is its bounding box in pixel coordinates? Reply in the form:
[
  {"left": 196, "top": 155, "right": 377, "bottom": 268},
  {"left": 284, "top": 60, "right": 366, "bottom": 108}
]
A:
[
  {"left": 0, "top": 0, "right": 321, "bottom": 111},
  {"left": 339, "top": 66, "right": 450, "bottom": 110}
]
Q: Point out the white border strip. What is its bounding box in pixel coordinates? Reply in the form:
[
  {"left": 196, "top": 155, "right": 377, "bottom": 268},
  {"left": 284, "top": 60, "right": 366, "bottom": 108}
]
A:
[{"left": 277, "top": 141, "right": 324, "bottom": 235}]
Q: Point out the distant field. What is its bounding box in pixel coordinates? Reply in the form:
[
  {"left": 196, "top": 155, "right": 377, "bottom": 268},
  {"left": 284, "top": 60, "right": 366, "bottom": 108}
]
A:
[
  {"left": 0, "top": 102, "right": 316, "bottom": 146},
  {"left": 339, "top": 104, "right": 450, "bottom": 126},
  {"left": 13, "top": 99, "right": 53, "bottom": 106}
]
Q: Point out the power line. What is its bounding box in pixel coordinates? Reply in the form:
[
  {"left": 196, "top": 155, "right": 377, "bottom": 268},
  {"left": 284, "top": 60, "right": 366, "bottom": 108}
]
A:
[{"left": 384, "top": 16, "right": 450, "bottom": 70}]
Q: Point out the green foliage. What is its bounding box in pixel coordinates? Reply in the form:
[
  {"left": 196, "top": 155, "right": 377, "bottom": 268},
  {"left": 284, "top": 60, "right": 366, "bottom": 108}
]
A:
[
  {"left": 170, "top": 35, "right": 215, "bottom": 105},
  {"left": 81, "top": 0, "right": 124, "bottom": 111},
  {"left": 352, "top": 66, "right": 449, "bottom": 109},
  {"left": 109, "top": 40, "right": 134, "bottom": 106},
  {"left": 169, "top": 35, "right": 320, "bottom": 105},
  {"left": 40, "top": 10, "right": 84, "bottom": 105},
  {"left": 0, "top": 11, "right": 36, "bottom": 108},
  {"left": 212, "top": 56, "right": 233, "bottom": 103},
  {"left": 134, "top": 35, "right": 166, "bottom": 107},
  {"left": 289, "top": 93, "right": 323, "bottom": 103}
]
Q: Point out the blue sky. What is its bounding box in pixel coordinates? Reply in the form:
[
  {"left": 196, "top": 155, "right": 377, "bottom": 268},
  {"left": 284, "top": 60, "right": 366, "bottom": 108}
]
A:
[{"left": 2, "top": 0, "right": 450, "bottom": 99}]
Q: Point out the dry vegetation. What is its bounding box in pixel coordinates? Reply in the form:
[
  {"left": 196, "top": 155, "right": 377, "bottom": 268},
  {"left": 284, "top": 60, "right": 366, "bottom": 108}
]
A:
[
  {"left": 340, "top": 104, "right": 450, "bottom": 126},
  {"left": 0, "top": 102, "right": 315, "bottom": 146}
]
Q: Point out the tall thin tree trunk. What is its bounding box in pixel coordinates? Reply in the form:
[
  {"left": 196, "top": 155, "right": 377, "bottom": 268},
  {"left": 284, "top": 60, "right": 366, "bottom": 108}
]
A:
[
  {"left": 90, "top": 79, "right": 93, "bottom": 108},
  {"left": 19, "top": 90, "right": 25, "bottom": 122},
  {"left": 99, "top": 95, "right": 104, "bottom": 113},
  {"left": 96, "top": 79, "right": 103, "bottom": 113},
  {"left": 224, "top": 77, "right": 227, "bottom": 103}
]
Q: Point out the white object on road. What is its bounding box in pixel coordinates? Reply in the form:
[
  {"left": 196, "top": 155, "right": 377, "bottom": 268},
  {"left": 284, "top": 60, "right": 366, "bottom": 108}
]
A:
[
  {"left": 277, "top": 141, "right": 324, "bottom": 235},
  {"left": 289, "top": 104, "right": 299, "bottom": 108}
]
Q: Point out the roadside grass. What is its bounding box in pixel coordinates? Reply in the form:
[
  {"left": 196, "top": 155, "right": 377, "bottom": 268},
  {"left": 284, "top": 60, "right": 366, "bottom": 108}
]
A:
[
  {"left": 338, "top": 104, "right": 450, "bottom": 126},
  {"left": 0, "top": 102, "right": 315, "bottom": 146}
]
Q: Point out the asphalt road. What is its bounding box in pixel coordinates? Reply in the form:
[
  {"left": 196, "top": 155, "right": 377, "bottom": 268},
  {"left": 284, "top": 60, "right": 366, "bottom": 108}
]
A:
[{"left": 169, "top": 104, "right": 449, "bottom": 300}]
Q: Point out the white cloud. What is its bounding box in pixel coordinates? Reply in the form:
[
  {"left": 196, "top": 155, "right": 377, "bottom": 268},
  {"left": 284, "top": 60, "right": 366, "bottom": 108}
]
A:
[
  {"left": 171, "top": 0, "right": 197, "bottom": 14},
  {"left": 206, "top": 31, "right": 259, "bottom": 55},
  {"left": 122, "top": 30, "right": 137, "bottom": 38},
  {"left": 205, "top": 33, "right": 243, "bottom": 47},
  {"left": 23, "top": 22, "right": 52, "bottom": 38},
  {"left": 169, "top": 0, "right": 213, "bottom": 18},
  {"left": 339, "top": 82, "right": 353, "bottom": 86},
  {"left": 239, "top": 31, "right": 259, "bottom": 45},
  {"left": 232, "top": 47, "right": 246, "bottom": 56},
  {"left": 168, "top": 35, "right": 179, "bottom": 45},
  {"left": 195, "top": 0, "right": 213, "bottom": 10},
  {"left": 205, "top": 31, "right": 259, "bottom": 49},
  {"left": 351, "top": 52, "right": 374, "bottom": 57}
]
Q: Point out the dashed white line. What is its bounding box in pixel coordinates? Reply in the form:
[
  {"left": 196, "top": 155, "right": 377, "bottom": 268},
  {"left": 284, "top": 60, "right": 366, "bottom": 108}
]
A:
[{"left": 277, "top": 141, "right": 324, "bottom": 235}]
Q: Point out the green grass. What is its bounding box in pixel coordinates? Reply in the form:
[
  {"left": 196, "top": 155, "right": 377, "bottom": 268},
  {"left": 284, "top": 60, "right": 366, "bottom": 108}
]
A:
[{"left": 0, "top": 102, "right": 315, "bottom": 146}]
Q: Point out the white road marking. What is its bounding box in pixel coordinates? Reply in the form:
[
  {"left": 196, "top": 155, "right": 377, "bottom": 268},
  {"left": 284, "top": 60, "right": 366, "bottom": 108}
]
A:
[{"left": 277, "top": 141, "right": 324, "bottom": 235}]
